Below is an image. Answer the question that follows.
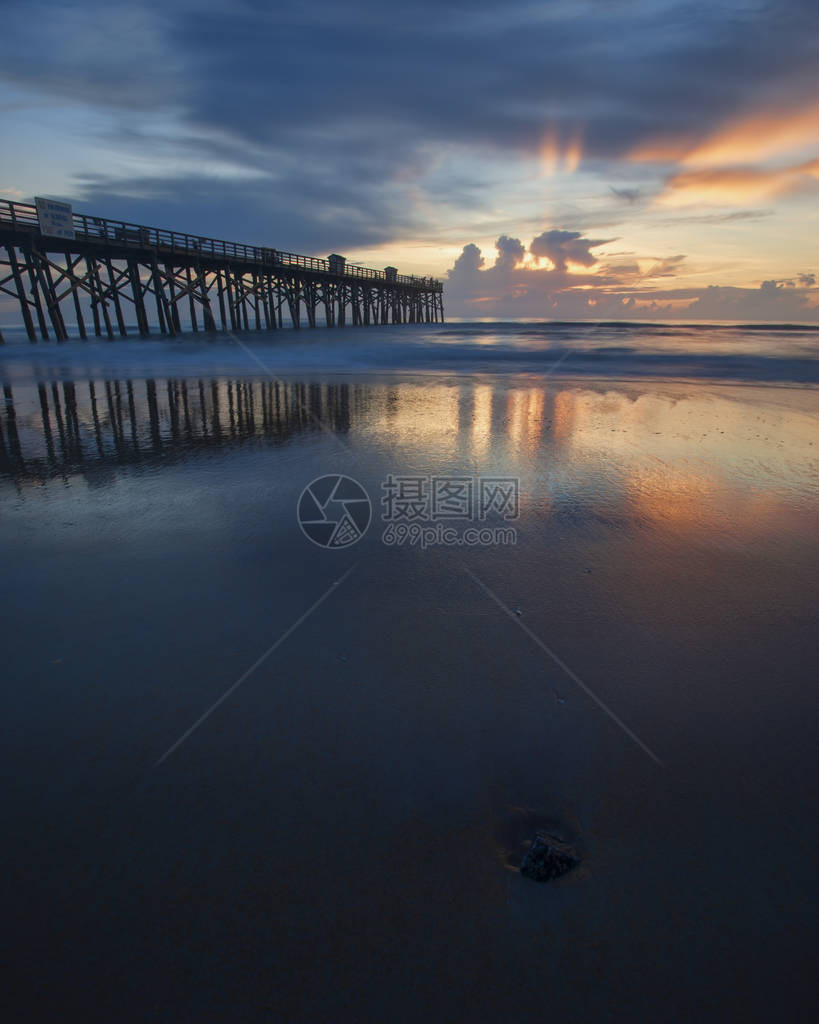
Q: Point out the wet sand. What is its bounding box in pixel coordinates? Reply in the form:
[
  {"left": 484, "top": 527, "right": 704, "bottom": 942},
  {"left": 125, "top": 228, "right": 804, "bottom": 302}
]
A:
[{"left": 1, "top": 363, "right": 817, "bottom": 1020}]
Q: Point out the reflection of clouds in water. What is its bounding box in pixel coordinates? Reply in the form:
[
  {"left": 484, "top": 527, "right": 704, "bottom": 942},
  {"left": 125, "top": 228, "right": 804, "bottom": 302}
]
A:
[
  {"left": 505, "top": 388, "right": 546, "bottom": 456},
  {"left": 470, "top": 385, "right": 493, "bottom": 459},
  {"left": 365, "top": 384, "right": 461, "bottom": 455},
  {"left": 535, "top": 384, "right": 819, "bottom": 530},
  {"left": 552, "top": 387, "right": 816, "bottom": 470},
  {"left": 625, "top": 464, "right": 795, "bottom": 534},
  {"left": 2, "top": 377, "right": 817, "bottom": 535},
  {"left": 626, "top": 464, "right": 723, "bottom": 528}
]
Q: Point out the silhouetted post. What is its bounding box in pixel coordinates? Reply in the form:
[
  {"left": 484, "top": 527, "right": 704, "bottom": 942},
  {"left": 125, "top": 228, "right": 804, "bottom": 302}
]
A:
[
  {"left": 105, "top": 257, "right": 127, "bottom": 336},
  {"left": 198, "top": 267, "right": 215, "bottom": 331},
  {"left": 65, "top": 253, "right": 88, "bottom": 339},
  {"left": 6, "top": 246, "right": 37, "bottom": 341},
  {"left": 85, "top": 257, "right": 102, "bottom": 336},
  {"left": 29, "top": 255, "right": 52, "bottom": 338},
  {"left": 186, "top": 265, "right": 198, "bottom": 331},
  {"left": 240, "top": 273, "right": 250, "bottom": 330},
  {"left": 92, "top": 259, "right": 115, "bottom": 339},
  {"left": 252, "top": 272, "right": 261, "bottom": 330},
  {"left": 151, "top": 257, "right": 169, "bottom": 335},
  {"left": 129, "top": 259, "right": 149, "bottom": 336},
  {"left": 225, "top": 267, "right": 238, "bottom": 330},
  {"left": 216, "top": 268, "right": 228, "bottom": 330},
  {"left": 164, "top": 264, "right": 181, "bottom": 333}
]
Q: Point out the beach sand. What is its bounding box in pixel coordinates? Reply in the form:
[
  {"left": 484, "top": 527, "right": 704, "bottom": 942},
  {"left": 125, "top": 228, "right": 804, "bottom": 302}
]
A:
[{"left": 1, "top": 362, "right": 817, "bottom": 1019}]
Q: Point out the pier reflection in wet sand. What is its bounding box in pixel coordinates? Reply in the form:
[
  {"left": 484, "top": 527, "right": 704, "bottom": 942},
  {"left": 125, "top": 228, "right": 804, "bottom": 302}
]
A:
[{"left": 0, "top": 377, "right": 358, "bottom": 481}]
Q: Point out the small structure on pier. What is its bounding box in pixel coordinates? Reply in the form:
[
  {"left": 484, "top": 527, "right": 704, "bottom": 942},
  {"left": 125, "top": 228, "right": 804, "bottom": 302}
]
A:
[
  {"left": 0, "top": 199, "right": 444, "bottom": 342},
  {"left": 327, "top": 253, "right": 346, "bottom": 275}
]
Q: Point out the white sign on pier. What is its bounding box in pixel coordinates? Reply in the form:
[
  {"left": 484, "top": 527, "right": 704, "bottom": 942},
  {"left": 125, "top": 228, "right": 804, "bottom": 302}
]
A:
[{"left": 34, "top": 197, "right": 75, "bottom": 240}]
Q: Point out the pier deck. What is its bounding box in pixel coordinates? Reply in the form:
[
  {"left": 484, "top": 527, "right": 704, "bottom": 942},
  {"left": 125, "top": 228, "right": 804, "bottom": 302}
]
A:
[{"left": 0, "top": 199, "right": 444, "bottom": 342}]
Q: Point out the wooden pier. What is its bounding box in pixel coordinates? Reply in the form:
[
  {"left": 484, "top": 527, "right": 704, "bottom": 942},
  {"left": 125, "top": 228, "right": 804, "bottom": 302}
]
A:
[{"left": 0, "top": 199, "right": 444, "bottom": 342}]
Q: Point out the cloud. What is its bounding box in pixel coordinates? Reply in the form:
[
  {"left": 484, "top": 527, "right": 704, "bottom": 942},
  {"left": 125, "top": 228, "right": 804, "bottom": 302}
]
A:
[
  {"left": 650, "top": 255, "right": 687, "bottom": 277},
  {"left": 2, "top": 1, "right": 818, "bottom": 196},
  {"left": 609, "top": 186, "right": 641, "bottom": 203},
  {"left": 659, "top": 159, "right": 819, "bottom": 206},
  {"left": 495, "top": 235, "right": 526, "bottom": 269},
  {"left": 664, "top": 102, "right": 819, "bottom": 168},
  {"left": 446, "top": 229, "right": 663, "bottom": 315},
  {"left": 683, "top": 280, "right": 819, "bottom": 320},
  {"left": 448, "top": 242, "right": 485, "bottom": 281},
  {"left": 443, "top": 229, "right": 818, "bottom": 321},
  {"left": 655, "top": 209, "right": 773, "bottom": 225},
  {"left": 629, "top": 100, "right": 819, "bottom": 168},
  {"left": 74, "top": 167, "right": 430, "bottom": 253},
  {"left": 529, "top": 229, "right": 611, "bottom": 271},
  {"left": 776, "top": 273, "right": 817, "bottom": 288}
]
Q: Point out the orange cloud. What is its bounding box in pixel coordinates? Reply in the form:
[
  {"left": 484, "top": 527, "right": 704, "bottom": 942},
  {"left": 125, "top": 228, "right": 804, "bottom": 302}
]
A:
[
  {"left": 683, "top": 102, "right": 819, "bottom": 167},
  {"left": 659, "top": 158, "right": 819, "bottom": 206},
  {"left": 630, "top": 102, "right": 819, "bottom": 168}
]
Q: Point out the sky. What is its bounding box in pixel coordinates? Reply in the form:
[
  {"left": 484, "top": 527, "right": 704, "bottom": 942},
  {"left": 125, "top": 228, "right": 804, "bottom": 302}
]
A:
[{"left": 1, "top": 0, "right": 817, "bottom": 320}]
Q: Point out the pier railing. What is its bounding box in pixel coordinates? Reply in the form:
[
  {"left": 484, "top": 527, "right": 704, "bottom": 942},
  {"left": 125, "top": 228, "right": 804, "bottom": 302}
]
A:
[{"left": 0, "top": 198, "right": 441, "bottom": 290}]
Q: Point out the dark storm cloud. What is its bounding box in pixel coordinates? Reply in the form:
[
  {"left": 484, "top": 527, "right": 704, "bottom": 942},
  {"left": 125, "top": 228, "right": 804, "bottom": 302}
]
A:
[
  {"left": 5, "top": 1, "right": 818, "bottom": 154},
  {"left": 159, "top": 0, "right": 818, "bottom": 158},
  {"left": 2, "top": 0, "right": 818, "bottom": 250}
]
